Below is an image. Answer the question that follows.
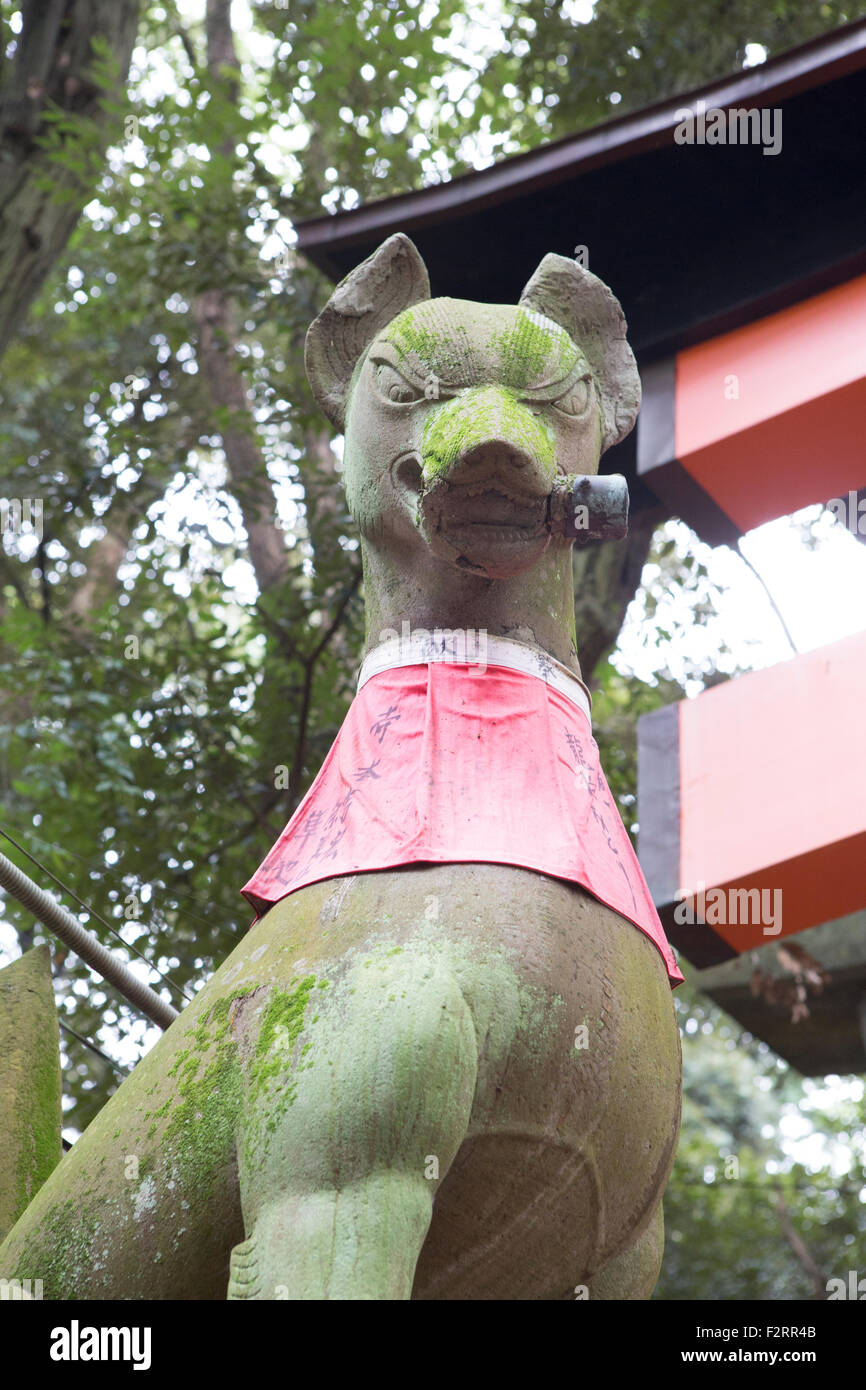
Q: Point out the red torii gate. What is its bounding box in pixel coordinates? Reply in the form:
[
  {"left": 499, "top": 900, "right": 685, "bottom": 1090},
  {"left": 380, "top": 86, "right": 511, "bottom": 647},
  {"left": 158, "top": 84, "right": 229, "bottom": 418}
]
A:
[{"left": 295, "top": 18, "right": 866, "bottom": 1074}]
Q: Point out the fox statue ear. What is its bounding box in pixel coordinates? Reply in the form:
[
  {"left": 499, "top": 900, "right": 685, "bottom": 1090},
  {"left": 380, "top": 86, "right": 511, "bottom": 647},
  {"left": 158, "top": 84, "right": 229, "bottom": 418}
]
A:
[
  {"left": 519, "top": 255, "right": 641, "bottom": 452},
  {"left": 305, "top": 233, "right": 431, "bottom": 430}
]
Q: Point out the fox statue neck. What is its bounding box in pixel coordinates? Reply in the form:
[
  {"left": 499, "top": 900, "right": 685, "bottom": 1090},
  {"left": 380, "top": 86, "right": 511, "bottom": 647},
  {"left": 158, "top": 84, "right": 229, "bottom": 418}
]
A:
[{"left": 359, "top": 535, "right": 582, "bottom": 679}]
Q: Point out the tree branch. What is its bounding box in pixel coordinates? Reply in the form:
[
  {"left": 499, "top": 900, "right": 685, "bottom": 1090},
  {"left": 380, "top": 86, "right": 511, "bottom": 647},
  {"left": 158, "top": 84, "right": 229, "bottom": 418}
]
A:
[
  {"left": 573, "top": 503, "right": 664, "bottom": 685},
  {"left": 737, "top": 542, "right": 799, "bottom": 655},
  {"left": 774, "top": 1190, "right": 827, "bottom": 1298},
  {"left": 193, "top": 0, "right": 287, "bottom": 596},
  {"left": 288, "top": 569, "right": 362, "bottom": 803}
]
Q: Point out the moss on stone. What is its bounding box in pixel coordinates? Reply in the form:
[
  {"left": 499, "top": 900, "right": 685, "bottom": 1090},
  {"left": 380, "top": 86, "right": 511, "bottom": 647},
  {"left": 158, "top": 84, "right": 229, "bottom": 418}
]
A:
[
  {"left": 385, "top": 309, "right": 450, "bottom": 367},
  {"left": 248, "top": 975, "right": 319, "bottom": 1106},
  {"left": 490, "top": 307, "right": 571, "bottom": 387},
  {"left": 0, "top": 948, "right": 62, "bottom": 1241},
  {"left": 422, "top": 388, "right": 556, "bottom": 481},
  {"left": 143, "top": 987, "right": 253, "bottom": 1192},
  {"left": 7, "top": 1195, "right": 103, "bottom": 1297}
]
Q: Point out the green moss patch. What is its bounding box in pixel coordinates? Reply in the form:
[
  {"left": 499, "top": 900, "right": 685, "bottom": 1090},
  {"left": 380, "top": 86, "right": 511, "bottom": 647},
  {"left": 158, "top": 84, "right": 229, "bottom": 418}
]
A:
[
  {"left": 249, "top": 975, "right": 320, "bottom": 1106},
  {"left": 422, "top": 389, "right": 555, "bottom": 481},
  {"left": 139, "top": 988, "right": 253, "bottom": 1190},
  {"left": 490, "top": 307, "right": 572, "bottom": 387}
]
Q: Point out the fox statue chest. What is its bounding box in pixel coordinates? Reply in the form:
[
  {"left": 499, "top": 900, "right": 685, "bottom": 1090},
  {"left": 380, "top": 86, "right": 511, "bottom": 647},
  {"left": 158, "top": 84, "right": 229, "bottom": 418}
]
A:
[
  {"left": 227, "top": 648, "right": 681, "bottom": 1299},
  {"left": 227, "top": 856, "right": 680, "bottom": 1300}
]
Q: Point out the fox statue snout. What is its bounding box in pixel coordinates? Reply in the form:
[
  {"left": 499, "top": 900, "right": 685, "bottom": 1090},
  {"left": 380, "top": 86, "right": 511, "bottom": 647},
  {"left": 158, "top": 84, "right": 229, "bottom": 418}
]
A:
[{"left": 305, "top": 235, "right": 640, "bottom": 580}]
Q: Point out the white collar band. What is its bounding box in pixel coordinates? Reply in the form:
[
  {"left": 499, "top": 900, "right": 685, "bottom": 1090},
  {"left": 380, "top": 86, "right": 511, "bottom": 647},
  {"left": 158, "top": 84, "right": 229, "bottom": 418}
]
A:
[{"left": 357, "top": 631, "right": 592, "bottom": 726}]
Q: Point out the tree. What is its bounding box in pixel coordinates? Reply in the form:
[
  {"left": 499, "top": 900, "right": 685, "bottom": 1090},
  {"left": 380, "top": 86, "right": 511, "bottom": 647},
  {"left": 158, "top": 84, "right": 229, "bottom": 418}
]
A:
[
  {"left": 0, "top": 0, "right": 141, "bottom": 359},
  {"left": 488, "top": 0, "right": 865, "bottom": 145},
  {"left": 0, "top": 0, "right": 512, "bottom": 1131},
  {"left": 657, "top": 978, "right": 866, "bottom": 1300}
]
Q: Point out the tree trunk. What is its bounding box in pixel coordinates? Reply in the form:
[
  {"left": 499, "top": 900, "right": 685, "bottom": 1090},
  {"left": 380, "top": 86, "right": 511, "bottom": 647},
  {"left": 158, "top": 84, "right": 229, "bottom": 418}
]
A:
[
  {"left": 0, "top": 0, "right": 141, "bottom": 361},
  {"left": 194, "top": 0, "right": 287, "bottom": 595},
  {"left": 572, "top": 504, "right": 663, "bottom": 685},
  {"left": 774, "top": 1190, "right": 827, "bottom": 1299}
]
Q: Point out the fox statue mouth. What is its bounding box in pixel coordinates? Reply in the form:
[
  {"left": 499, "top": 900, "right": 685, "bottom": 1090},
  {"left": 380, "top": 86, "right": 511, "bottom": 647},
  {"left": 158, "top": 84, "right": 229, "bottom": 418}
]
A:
[
  {"left": 392, "top": 451, "right": 629, "bottom": 575},
  {"left": 438, "top": 481, "right": 546, "bottom": 529},
  {"left": 417, "top": 474, "right": 552, "bottom": 578}
]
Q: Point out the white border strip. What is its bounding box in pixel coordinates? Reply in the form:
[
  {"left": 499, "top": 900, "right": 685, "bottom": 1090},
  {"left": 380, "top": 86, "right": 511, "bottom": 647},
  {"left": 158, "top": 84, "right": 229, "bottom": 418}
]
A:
[{"left": 357, "top": 633, "right": 592, "bottom": 726}]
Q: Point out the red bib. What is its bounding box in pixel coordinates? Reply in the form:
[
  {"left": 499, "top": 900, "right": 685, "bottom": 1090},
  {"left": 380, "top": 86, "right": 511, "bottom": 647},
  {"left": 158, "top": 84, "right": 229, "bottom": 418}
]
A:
[{"left": 242, "top": 662, "right": 683, "bottom": 986}]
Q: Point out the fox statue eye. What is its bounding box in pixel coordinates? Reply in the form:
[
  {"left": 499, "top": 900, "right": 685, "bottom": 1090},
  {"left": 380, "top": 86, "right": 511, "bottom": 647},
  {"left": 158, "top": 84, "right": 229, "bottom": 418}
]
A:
[
  {"left": 374, "top": 361, "right": 423, "bottom": 404},
  {"left": 552, "top": 376, "right": 592, "bottom": 418}
]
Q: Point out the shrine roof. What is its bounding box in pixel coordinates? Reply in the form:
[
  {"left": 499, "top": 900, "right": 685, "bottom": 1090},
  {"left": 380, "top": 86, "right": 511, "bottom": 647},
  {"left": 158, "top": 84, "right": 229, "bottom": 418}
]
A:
[{"left": 295, "top": 18, "right": 866, "bottom": 363}]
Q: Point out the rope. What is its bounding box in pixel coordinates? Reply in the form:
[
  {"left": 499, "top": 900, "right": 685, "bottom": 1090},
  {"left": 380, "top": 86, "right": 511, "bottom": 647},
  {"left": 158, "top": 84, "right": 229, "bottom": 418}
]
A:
[
  {"left": 0, "top": 848, "right": 178, "bottom": 1030},
  {"left": 0, "top": 824, "right": 193, "bottom": 1005}
]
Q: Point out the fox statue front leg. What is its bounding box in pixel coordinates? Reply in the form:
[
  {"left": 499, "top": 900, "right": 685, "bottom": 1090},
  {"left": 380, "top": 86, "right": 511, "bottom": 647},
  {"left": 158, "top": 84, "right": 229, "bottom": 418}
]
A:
[{"left": 227, "top": 929, "right": 477, "bottom": 1301}]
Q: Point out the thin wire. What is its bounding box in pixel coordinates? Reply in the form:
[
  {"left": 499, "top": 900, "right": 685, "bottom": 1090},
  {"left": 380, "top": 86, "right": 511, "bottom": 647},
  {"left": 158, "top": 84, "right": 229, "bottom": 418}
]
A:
[
  {"left": 676, "top": 1176, "right": 865, "bottom": 1193},
  {"left": 736, "top": 540, "right": 799, "bottom": 654},
  {"left": 7, "top": 820, "right": 242, "bottom": 932},
  {"left": 0, "top": 824, "right": 194, "bottom": 1005},
  {"left": 0, "top": 847, "right": 178, "bottom": 1029},
  {"left": 58, "top": 1018, "right": 131, "bottom": 1076}
]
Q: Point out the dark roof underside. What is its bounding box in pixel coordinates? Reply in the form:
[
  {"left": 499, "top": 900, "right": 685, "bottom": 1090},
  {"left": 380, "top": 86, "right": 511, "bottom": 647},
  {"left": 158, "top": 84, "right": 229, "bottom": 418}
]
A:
[{"left": 296, "top": 20, "right": 866, "bottom": 364}]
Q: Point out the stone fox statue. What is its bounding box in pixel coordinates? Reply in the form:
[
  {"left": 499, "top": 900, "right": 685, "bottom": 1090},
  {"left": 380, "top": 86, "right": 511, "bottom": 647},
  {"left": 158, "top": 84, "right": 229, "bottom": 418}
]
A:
[{"left": 0, "top": 236, "right": 682, "bottom": 1300}]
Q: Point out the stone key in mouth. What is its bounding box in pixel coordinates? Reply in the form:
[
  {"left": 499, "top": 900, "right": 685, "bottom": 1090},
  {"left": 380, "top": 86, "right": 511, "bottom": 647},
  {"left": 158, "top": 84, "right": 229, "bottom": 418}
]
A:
[{"left": 547, "top": 472, "right": 629, "bottom": 543}]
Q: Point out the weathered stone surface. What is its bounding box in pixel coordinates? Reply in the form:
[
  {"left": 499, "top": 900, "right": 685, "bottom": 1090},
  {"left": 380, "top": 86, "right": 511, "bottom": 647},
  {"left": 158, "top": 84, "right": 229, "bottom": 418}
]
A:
[
  {"left": 0, "top": 237, "right": 681, "bottom": 1299},
  {"left": 0, "top": 946, "right": 62, "bottom": 1242},
  {"left": 0, "top": 867, "right": 679, "bottom": 1298}
]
